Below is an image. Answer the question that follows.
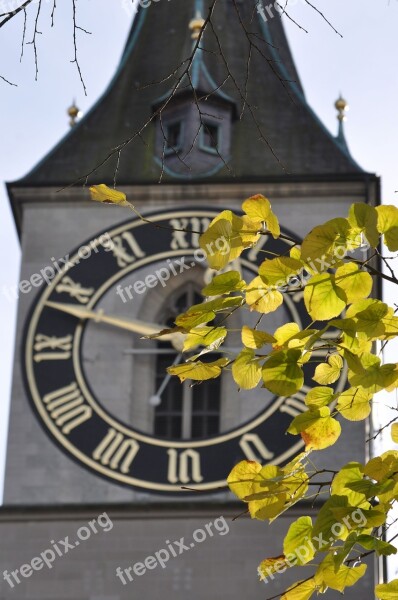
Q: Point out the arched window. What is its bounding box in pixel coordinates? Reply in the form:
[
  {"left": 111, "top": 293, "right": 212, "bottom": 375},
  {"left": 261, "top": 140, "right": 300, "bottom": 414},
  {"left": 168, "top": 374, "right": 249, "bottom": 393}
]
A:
[{"left": 153, "top": 284, "right": 221, "bottom": 440}]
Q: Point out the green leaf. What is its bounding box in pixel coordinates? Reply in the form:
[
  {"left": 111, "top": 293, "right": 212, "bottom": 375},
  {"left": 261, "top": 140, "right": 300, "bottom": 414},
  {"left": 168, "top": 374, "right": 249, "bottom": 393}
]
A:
[
  {"left": 262, "top": 349, "right": 304, "bottom": 396},
  {"left": 331, "top": 462, "right": 366, "bottom": 506},
  {"left": 376, "top": 205, "right": 398, "bottom": 251},
  {"left": 335, "top": 262, "right": 373, "bottom": 304},
  {"left": 305, "top": 386, "right": 335, "bottom": 409},
  {"left": 246, "top": 276, "right": 283, "bottom": 313},
  {"left": 183, "top": 326, "right": 227, "bottom": 352},
  {"left": 336, "top": 387, "right": 372, "bottom": 421},
  {"left": 202, "top": 270, "right": 246, "bottom": 296},
  {"left": 167, "top": 357, "right": 229, "bottom": 382},
  {"left": 241, "top": 325, "right": 276, "bottom": 349},
  {"left": 376, "top": 579, "right": 398, "bottom": 599},
  {"left": 356, "top": 535, "right": 397, "bottom": 556},
  {"left": 232, "top": 349, "right": 262, "bottom": 390},
  {"left": 348, "top": 202, "right": 379, "bottom": 248},
  {"left": 300, "top": 218, "right": 351, "bottom": 263},
  {"left": 175, "top": 310, "right": 216, "bottom": 329},
  {"left": 315, "top": 554, "right": 367, "bottom": 593},
  {"left": 349, "top": 354, "right": 398, "bottom": 393},
  {"left": 283, "top": 517, "right": 314, "bottom": 565},
  {"left": 313, "top": 354, "right": 343, "bottom": 385},
  {"left": 312, "top": 495, "right": 353, "bottom": 544},
  {"left": 259, "top": 257, "right": 303, "bottom": 288},
  {"left": 304, "top": 273, "right": 347, "bottom": 320}
]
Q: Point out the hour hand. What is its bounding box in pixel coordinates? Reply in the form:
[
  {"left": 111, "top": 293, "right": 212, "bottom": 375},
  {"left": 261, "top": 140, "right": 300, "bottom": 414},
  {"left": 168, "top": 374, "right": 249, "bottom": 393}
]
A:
[{"left": 45, "top": 301, "right": 186, "bottom": 349}]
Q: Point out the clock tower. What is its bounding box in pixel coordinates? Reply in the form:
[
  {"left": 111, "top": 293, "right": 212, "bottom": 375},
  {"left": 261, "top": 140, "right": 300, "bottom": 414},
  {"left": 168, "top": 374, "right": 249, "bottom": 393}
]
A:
[{"left": 1, "top": 1, "right": 380, "bottom": 598}]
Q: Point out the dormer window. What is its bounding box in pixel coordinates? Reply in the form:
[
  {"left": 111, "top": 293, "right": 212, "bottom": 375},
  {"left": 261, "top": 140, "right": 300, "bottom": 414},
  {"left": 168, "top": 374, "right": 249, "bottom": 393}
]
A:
[
  {"left": 200, "top": 122, "right": 220, "bottom": 154},
  {"left": 165, "top": 121, "right": 183, "bottom": 154}
]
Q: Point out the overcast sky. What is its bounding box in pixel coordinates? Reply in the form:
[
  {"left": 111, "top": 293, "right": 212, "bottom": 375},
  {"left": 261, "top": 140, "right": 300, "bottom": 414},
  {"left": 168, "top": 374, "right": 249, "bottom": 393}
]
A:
[{"left": 1, "top": 0, "right": 398, "bottom": 502}]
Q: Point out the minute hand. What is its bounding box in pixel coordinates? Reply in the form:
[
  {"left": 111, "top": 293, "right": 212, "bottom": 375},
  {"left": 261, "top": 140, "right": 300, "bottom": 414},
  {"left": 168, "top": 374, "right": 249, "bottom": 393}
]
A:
[{"left": 45, "top": 301, "right": 185, "bottom": 347}]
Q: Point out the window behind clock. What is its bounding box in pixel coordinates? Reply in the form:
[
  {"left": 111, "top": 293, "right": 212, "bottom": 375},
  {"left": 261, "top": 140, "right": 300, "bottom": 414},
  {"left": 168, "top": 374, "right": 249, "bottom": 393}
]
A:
[{"left": 153, "top": 285, "right": 221, "bottom": 440}]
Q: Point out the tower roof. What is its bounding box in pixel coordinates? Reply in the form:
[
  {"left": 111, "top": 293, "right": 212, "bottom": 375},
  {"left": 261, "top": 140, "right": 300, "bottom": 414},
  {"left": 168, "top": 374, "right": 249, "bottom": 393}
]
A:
[{"left": 13, "top": 0, "right": 364, "bottom": 187}]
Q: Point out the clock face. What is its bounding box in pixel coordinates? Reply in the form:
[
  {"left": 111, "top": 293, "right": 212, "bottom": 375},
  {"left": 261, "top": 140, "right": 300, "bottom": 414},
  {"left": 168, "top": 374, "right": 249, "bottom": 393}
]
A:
[{"left": 23, "top": 207, "right": 338, "bottom": 494}]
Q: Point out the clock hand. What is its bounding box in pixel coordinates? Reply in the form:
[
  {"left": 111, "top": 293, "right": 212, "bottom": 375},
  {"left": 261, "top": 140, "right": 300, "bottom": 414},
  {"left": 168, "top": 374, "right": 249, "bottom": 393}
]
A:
[
  {"left": 45, "top": 301, "right": 186, "bottom": 350},
  {"left": 149, "top": 353, "right": 183, "bottom": 406}
]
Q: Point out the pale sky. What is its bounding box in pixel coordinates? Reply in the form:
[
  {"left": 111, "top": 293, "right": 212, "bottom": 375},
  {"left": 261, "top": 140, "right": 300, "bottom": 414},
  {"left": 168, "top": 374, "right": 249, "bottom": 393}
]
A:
[{"left": 1, "top": 0, "right": 398, "bottom": 503}]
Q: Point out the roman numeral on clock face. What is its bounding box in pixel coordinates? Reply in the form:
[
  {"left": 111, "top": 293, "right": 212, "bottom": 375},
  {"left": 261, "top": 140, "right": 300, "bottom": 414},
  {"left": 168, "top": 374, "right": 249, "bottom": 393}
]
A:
[
  {"left": 167, "top": 448, "right": 203, "bottom": 484},
  {"left": 169, "top": 217, "right": 211, "bottom": 250},
  {"left": 43, "top": 382, "right": 92, "bottom": 434},
  {"left": 109, "top": 232, "right": 146, "bottom": 268},
  {"left": 92, "top": 428, "right": 139, "bottom": 474},
  {"left": 33, "top": 334, "right": 73, "bottom": 362},
  {"left": 55, "top": 276, "right": 94, "bottom": 304}
]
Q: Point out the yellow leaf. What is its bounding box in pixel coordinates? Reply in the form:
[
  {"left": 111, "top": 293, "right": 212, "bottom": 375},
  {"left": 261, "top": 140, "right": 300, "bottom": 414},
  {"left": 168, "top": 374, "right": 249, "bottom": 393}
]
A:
[
  {"left": 331, "top": 461, "right": 366, "bottom": 507},
  {"left": 259, "top": 257, "right": 303, "bottom": 288},
  {"left": 202, "top": 270, "right": 246, "bottom": 296},
  {"left": 246, "top": 276, "right": 283, "bottom": 314},
  {"left": 262, "top": 349, "right": 304, "bottom": 396},
  {"left": 392, "top": 424, "right": 398, "bottom": 444},
  {"left": 167, "top": 357, "right": 229, "bottom": 382},
  {"left": 335, "top": 262, "right": 373, "bottom": 303},
  {"left": 242, "top": 194, "right": 272, "bottom": 221},
  {"left": 348, "top": 202, "right": 379, "bottom": 248},
  {"left": 242, "top": 194, "right": 280, "bottom": 238},
  {"left": 175, "top": 310, "right": 216, "bottom": 329},
  {"left": 273, "top": 322, "right": 300, "bottom": 348},
  {"left": 349, "top": 354, "right": 398, "bottom": 393},
  {"left": 281, "top": 578, "right": 317, "bottom": 600},
  {"left": 232, "top": 349, "right": 262, "bottom": 390},
  {"left": 300, "top": 218, "right": 351, "bottom": 263},
  {"left": 183, "top": 326, "right": 227, "bottom": 352},
  {"left": 315, "top": 554, "right": 367, "bottom": 593},
  {"left": 227, "top": 460, "right": 262, "bottom": 500},
  {"left": 301, "top": 409, "right": 341, "bottom": 451},
  {"left": 241, "top": 325, "right": 276, "bottom": 349},
  {"left": 258, "top": 556, "right": 290, "bottom": 581},
  {"left": 304, "top": 273, "right": 347, "bottom": 320},
  {"left": 364, "top": 451, "right": 398, "bottom": 482},
  {"left": 283, "top": 517, "right": 314, "bottom": 565},
  {"left": 249, "top": 493, "right": 286, "bottom": 520},
  {"left": 376, "top": 205, "right": 398, "bottom": 251},
  {"left": 313, "top": 354, "right": 343, "bottom": 385},
  {"left": 305, "top": 386, "right": 335, "bottom": 408},
  {"left": 199, "top": 215, "right": 242, "bottom": 270},
  {"left": 375, "top": 579, "right": 398, "bottom": 599},
  {"left": 336, "top": 387, "right": 372, "bottom": 421},
  {"left": 89, "top": 184, "right": 130, "bottom": 206}
]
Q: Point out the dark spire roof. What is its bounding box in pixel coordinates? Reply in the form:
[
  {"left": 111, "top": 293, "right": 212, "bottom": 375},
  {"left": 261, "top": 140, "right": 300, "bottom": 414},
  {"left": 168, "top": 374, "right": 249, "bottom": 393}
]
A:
[{"left": 13, "top": 0, "right": 364, "bottom": 187}]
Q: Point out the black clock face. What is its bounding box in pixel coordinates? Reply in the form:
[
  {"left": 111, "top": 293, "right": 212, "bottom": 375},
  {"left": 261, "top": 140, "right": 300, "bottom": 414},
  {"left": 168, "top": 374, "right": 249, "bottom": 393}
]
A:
[{"left": 23, "top": 207, "right": 341, "bottom": 494}]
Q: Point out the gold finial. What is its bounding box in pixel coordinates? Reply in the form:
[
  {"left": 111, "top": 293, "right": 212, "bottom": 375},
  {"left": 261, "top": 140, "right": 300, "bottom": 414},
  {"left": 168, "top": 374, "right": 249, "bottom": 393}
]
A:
[
  {"left": 189, "top": 11, "right": 205, "bottom": 40},
  {"left": 67, "top": 100, "right": 80, "bottom": 127},
  {"left": 335, "top": 95, "right": 349, "bottom": 122}
]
